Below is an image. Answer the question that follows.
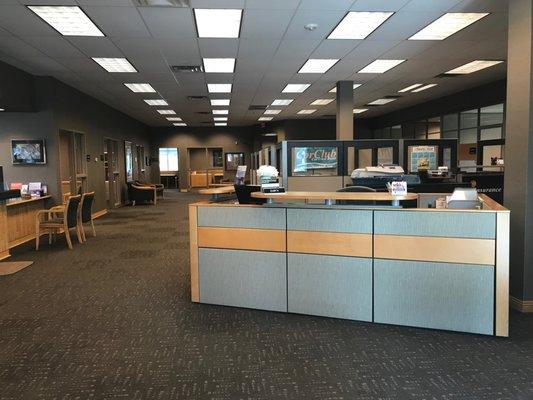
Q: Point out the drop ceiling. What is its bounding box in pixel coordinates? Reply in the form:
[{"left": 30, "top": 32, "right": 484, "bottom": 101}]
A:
[{"left": 0, "top": 0, "right": 508, "bottom": 127}]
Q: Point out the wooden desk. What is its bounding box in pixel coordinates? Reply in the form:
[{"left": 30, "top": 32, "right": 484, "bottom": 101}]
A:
[
  {"left": 251, "top": 191, "right": 418, "bottom": 206},
  {"left": 198, "top": 185, "right": 235, "bottom": 202}
]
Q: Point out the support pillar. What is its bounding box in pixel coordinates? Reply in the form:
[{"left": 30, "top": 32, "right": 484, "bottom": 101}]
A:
[{"left": 336, "top": 81, "right": 354, "bottom": 140}]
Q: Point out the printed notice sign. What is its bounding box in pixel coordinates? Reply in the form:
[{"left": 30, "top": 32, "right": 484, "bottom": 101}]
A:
[{"left": 389, "top": 181, "right": 407, "bottom": 196}]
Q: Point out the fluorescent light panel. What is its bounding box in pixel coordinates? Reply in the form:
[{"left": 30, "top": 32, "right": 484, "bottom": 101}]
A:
[
  {"left": 27, "top": 6, "right": 104, "bottom": 37},
  {"left": 173, "top": 123, "right": 186, "bottom": 126},
  {"left": 399, "top": 83, "right": 423, "bottom": 93},
  {"left": 298, "top": 59, "right": 339, "bottom": 74},
  {"left": 124, "top": 83, "right": 155, "bottom": 93},
  {"left": 157, "top": 109, "right": 176, "bottom": 115},
  {"left": 264, "top": 109, "right": 281, "bottom": 115},
  {"left": 210, "top": 99, "right": 230, "bottom": 106},
  {"left": 271, "top": 99, "right": 293, "bottom": 106},
  {"left": 203, "top": 58, "right": 235, "bottom": 73},
  {"left": 194, "top": 9, "right": 242, "bottom": 38},
  {"left": 328, "top": 11, "right": 393, "bottom": 40},
  {"left": 258, "top": 117, "right": 273, "bottom": 121},
  {"left": 212, "top": 109, "right": 229, "bottom": 115},
  {"left": 353, "top": 108, "right": 368, "bottom": 114},
  {"left": 445, "top": 60, "right": 503, "bottom": 74},
  {"left": 166, "top": 117, "right": 182, "bottom": 121},
  {"left": 207, "top": 83, "right": 232, "bottom": 93},
  {"left": 310, "top": 99, "right": 334, "bottom": 106},
  {"left": 359, "top": 59, "right": 405, "bottom": 73},
  {"left": 412, "top": 83, "right": 437, "bottom": 93},
  {"left": 92, "top": 58, "right": 136, "bottom": 73},
  {"left": 144, "top": 99, "right": 168, "bottom": 106},
  {"left": 409, "top": 13, "right": 489, "bottom": 40},
  {"left": 367, "top": 98, "right": 396, "bottom": 105},
  {"left": 215, "top": 123, "right": 227, "bottom": 126},
  {"left": 214, "top": 117, "right": 228, "bottom": 121},
  {"left": 297, "top": 109, "right": 316, "bottom": 115},
  {"left": 329, "top": 83, "right": 361, "bottom": 93},
  {"left": 282, "top": 84, "right": 310, "bottom": 93}
]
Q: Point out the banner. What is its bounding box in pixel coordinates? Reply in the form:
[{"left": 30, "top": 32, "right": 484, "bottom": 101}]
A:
[{"left": 293, "top": 147, "right": 338, "bottom": 173}]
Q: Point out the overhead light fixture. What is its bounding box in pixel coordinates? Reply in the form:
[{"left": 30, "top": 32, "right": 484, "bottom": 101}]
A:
[
  {"left": 210, "top": 99, "right": 230, "bottom": 106},
  {"left": 264, "top": 109, "right": 281, "bottom": 115},
  {"left": 215, "top": 123, "right": 227, "bottom": 126},
  {"left": 328, "top": 11, "right": 393, "bottom": 40},
  {"left": 358, "top": 59, "right": 405, "bottom": 73},
  {"left": 124, "top": 83, "right": 156, "bottom": 93},
  {"left": 445, "top": 60, "right": 503, "bottom": 75},
  {"left": 329, "top": 83, "right": 361, "bottom": 93},
  {"left": 298, "top": 59, "right": 339, "bottom": 74},
  {"left": 27, "top": 6, "right": 105, "bottom": 37},
  {"left": 310, "top": 99, "right": 334, "bottom": 106},
  {"left": 0, "top": 108, "right": 4, "bottom": 112},
  {"left": 398, "top": 83, "right": 423, "bottom": 93},
  {"left": 271, "top": 99, "right": 293, "bottom": 106},
  {"left": 166, "top": 117, "right": 182, "bottom": 121},
  {"left": 412, "top": 83, "right": 437, "bottom": 92},
  {"left": 144, "top": 99, "right": 168, "bottom": 106},
  {"left": 173, "top": 123, "right": 187, "bottom": 126},
  {"left": 214, "top": 117, "right": 228, "bottom": 121},
  {"left": 367, "top": 98, "right": 397, "bottom": 105},
  {"left": 92, "top": 58, "right": 136, "bottom": 73},
  {"left": 207, "top": 83, "right": 232, "bottom": 93},
  {"left": 258, "top": 117, "right": 273, "bottom": 121},
  {"left": 297, "top": 109, "right": 316, "bottom": 114},
  {"left": 157, "top": 109, "right": 176, "bottom": 115},
  {"left": 194, "top": 8, "right": 242, "bottom": 38},
  {"left": 212, "top": 109, "right": 229, "bottom": 115},
  {"left": 353, "top": 108, "right": 368, "bottom": 114},
  {"left": 282, "top": 84, "right": 310, "bottom": 93},
  {"left": 409, "top": 13, "right": 489, "bottom": 40},
  {"left": 203, "top": 58, "right": 236, "bottom": 73}
]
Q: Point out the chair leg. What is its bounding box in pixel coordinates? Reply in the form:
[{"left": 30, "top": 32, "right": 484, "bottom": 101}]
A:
[
  {"left": 81, "top": 224, "right": 87, "bottom": 242},
  {"left": 48, "top": 229, "right": 53, "bottom": 245},
  {"left": 91, "top": 220, "right": 96, "bottom": 237},
  {"left": 35, "top": 224, "right": 40, "bottom": 251},
  {"left": 65, "top": 228, "right": 73, "bottom": 250},
  {"left": 76, "top": 226, "right": 83, "bottom": 244}
]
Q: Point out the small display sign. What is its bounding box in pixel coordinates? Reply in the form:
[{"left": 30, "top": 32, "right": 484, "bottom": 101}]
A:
[{"left": 389, "top": 181, "right": 407, "bottom": 196}]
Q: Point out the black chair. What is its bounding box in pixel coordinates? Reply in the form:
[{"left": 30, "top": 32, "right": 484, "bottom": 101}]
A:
[
  {"left": 134, "top": 180, "right": 164, "bottom": 198},
  {"left": 36, "top": 195, "right": 82, "bottom": 250},
  {"left": 234, "top": 185, "right": 266, "bottom": 205},
  {"left": 336, "top": 186, "right": 377, "bottom": 205},
  {"left": 80, "top": 191, "right": 96, "bottom": 242},
  {"left": 128, "top": 182, "right": 157, "bottom": 206}
]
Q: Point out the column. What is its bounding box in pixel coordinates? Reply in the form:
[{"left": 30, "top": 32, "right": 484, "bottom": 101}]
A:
[
  {"left": 504, "top": 0, "right": 533, "bottom": 309},
  {"left": 336, "top": 81, "right": 354, "bottom": 140}
]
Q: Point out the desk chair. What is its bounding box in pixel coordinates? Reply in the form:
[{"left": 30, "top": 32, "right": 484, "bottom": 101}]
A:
[
  {"left": 336, "top": 186, "right": 377, "bottom": 205},
  {"left": 80, "top": 191, "right": 96, "bottom": 242},
  {"left": 35, "top": 195, "right": 82, "bottom": 250}
]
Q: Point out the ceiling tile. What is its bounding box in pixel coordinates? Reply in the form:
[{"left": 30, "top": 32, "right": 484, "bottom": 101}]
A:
[
  {"left": 138, "top": 7, "right": 196, "bottom": 38},
  {"left": 245, "top": 0, "right": 300, "bottom": 9},
  {"left": 21, "top": 36, "right": 86, "bottom": 58},
  {"left": 198, "top": 39, "right": 239, "bottom": 58},
  {"left": 0, "top": 5, "right": 58, "bottom": 36},
  {"left": 284, "top": 10, "right": 346, "bottom": 39},
  {"left": 84, "top": 6, "right": 151, "bottom": 38},
  {"left": 241, "top": 9, "right": 295, "bottom": 39},
  {"left": 66, "top": 37, "right": 123, "bottom": 57}
]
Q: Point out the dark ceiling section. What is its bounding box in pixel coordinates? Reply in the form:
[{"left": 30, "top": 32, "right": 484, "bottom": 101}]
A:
[{"left": 0, "top": 61, "right": 36, "bottom": 112}]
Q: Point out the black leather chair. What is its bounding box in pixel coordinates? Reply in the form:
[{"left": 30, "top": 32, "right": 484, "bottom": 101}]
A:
[
  {"left": 80, "top": 191, "right": 95, "bottom": 242},
  {"left": 128, "top": 182, "right": 157, "bottom": 206},
  {"left": 134, "top": 180, "right": 164, "bottom": 198},
  {"left": 336, "top": 186, "right": 377, "bottom": 205},
  {"left": 234, "top": 185, "right": 266, "bottom": 205},
  {"left": 36, "top": 195, "right": 82, "bottom": 250}
]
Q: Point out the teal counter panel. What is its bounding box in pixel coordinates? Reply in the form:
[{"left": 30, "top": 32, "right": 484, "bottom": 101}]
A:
[
  {"left": 199, "top": 248, "right": 287, "bottom": 312},
  {"left": 288, "top": 254, "right": 372, "bottom": 321},
  {"left": 287, "top": 209, "right": 372, "bottom": 233},
  {"left": 374, "top": 211, "right": 496, "bottom": 239},
  {"left": 374, "top": 259, "right": 494, "bottom": 335},
  {"left": 198, "top": 206, "right": 286, "bottom": 230}
]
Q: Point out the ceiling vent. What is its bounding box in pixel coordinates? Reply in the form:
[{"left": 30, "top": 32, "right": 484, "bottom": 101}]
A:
[
  {"left": 187, "top": 95, "right": 208, "bottom": 101},
  {"left": 248, "top": 105, "right": 267, "bottom": 111},
  {"left": 384, "top": 95, "right": 401, "bottom": 99},
  {"left": 434, "top": 73, "right": 461, "bottom": 78},
  {"left": 196, "top": 111, "right": 211, "bottom": 115},
  {"left": 171, "top": 65, "right": 203, "bottom": 73},
  {"left": 134, "top": 0, "right": 190, "bottom": 7}
]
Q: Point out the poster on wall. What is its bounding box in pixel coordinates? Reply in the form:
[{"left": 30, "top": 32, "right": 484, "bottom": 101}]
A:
[
  {"left": 409, "top": 146, "right": 437, "bottom": 172},
  {"left": 125, "top": 141, "right": 133, "bottom": 182},
  {"left": 292, "top": 146, "right": 338, "bottom": 174},
  {"left": 11, "top": 139, "right": 47, "bottom": 164}
]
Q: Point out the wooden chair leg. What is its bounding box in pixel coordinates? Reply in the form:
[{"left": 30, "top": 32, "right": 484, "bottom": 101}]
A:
[
  {"left": 91, "top": 220, "right": 96, "bottom": 237},
  {"left": 64, "top": 228, "right": 73, "bottom": 250},
  {"left": 81, "top": 224, "right": 87, "bottom": 242},
  {"left": 48, "top": 229, "right": 53, "bottom": 245},
  {"left": 35, "top": 222, "right": 40, "bottom": 251},
  {"left": 76, "top": 226, "right": 83, "bottom": 244}
]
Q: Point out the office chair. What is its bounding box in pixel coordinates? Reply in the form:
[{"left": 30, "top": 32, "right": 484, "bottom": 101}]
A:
[{"left": 336, "top": 185, "right": 376, "bottom": 205}]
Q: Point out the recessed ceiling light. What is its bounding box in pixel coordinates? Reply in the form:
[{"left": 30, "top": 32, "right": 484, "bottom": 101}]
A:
[
  {"left": 328, "top": 11, "right": 393, "bottom": 40},
  {"left": 409, "top": 13, "right": 489, "bottom": 40},
  {"left": 166, "top": 117, "right": 182, "bottom": 121},
  {"left": 298, "top": 59, "right": 339, "bottom": 74},
  {"left": 258, "top": 117, "right": 273, "bottom": 121},
  {"left": 358, "top": 59, "right": 405, "bottom": 73},
  {"left": 297, "top": 109, "right": 316, "bottom": 114},
  {"left": 194, "top": 9, "right": 242, "bottom": 38},
  {"left": 124, "top": 83, "right": 156, "bottom": 93},
  {"left": 212, "top": 109, "right": 229, "bottom": 115},
  {"left": 92, "top": 57, "right": 136, "bottom": 73},
  {"left": 173, "top": 123, "right": 186, "bottom": 126},
  {"left": 264, "top": 109, "right": 281, "bottom": 115},
  {"left": 445, "top": 60, "right": 503, "bottom": 74},
  {"left": 203, "top": 58, "right": 236, "bottom": 73},
  {"left": 310, "top": 99, "right": 334, "bottom": 106},
  {"left": 144, "top": 99, "right": 168, "bottom": 106},
  {"left": 210, "top": 99, "right": 230, "bottom": 106},
  {"left": 329, "top": 83, "right": 361, "bottom": 93},
  {"left": 215, "top": 122, "right": 227, "bottom": 126},
  {"left": 207, "top": 83, "right": 232, "bottom": 93},
  {"left": 0, "top": 108, "right": 4, "bottom": 112},
  {"left": 157, "top": 109, "right": 176, "bottom": 115},
  {"left": 271, "top": 99, "right": 293, "bottom": 106},
  {"left": 412, "top": 83, "right": 437, "bottom": 92},
  {"left": 367, "top": 98, "right": 397, "bottom": 105},
  {"left": 282, "top": 84, "right": 311, "bottom": 93},
  {"left": 353, "top": 108, "right": 368, "bottom": 114},
  {"left": 27, "top": 6, "right": 104, "bottom": 37},
  {"left": 398, "top": 83, "right": 423, "bottom": 93},
  {"left": 214, "top": 117, "right": 228, "bottom": 121}
]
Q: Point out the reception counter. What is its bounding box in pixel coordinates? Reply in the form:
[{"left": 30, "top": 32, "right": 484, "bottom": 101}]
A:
[{"left": 188, "top": 194, "right": 509, "bottom": 337}]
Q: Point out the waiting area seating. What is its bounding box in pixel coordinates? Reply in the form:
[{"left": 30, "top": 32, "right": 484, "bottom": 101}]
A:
[{"left": 128, "top": 182, "right": 158, "bottom": 206}]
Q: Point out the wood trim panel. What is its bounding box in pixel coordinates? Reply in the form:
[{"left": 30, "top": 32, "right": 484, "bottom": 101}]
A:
[
  {"left": 287, "top": 231, "right": 372, "bottom": 257},
  {"left": 495, "top": 212, "right": 510, "bottom": 336},
  {"left": 479, "top": 194, "right": 509, "bottom": 212},
  {"left": 510, "top": 296, "right": 533, "bottom": 313},
  {"left": 198, "top": 227, "right": 286, "bottom": 252},
  {"left": 0, "top": 203, "right": 9, "bottom": 259},
  {"left": 189, "top": 204, "right": 199, "bottom": 302},
  {"left": 374, "top": 235, "right": 495, "bottom": 265}
]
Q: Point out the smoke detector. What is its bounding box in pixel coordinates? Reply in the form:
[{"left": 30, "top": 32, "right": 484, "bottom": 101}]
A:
[{"left": 304, "top": 23, "right": 318, "bottom": 31}]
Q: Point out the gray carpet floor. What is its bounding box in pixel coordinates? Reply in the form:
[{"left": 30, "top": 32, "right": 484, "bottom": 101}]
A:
[{"left": 1, "top": 190, "right": 533, "bottom": 400}]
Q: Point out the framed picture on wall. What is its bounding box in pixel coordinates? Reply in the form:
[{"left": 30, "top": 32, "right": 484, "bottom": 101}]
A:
[
  {"left": 11, "top": 139, "right": 47, "bottom": 164},
  {"left": 225, "top": 152, "right": 245, "bottom": 171},
  {"left": 124, "top": 141, "right": 133, "bottom": 182}
]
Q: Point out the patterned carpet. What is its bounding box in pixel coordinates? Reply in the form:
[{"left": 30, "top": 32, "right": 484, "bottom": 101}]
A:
[{"left": 1, "top": 191, "right": 533, "bottom": 400}]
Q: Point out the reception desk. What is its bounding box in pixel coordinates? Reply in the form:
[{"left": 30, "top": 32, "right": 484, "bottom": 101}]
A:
[{"left": 189, "top": 194, "right": 509, "bottom": 337}]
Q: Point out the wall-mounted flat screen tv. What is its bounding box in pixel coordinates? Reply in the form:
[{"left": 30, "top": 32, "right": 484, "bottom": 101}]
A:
[{"left": 11, "top": 139, "right": 47, "bottom": 164}]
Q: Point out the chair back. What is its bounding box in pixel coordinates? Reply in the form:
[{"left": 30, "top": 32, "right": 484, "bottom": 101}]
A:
[
  {"left": 337, "top": 186, "right": 376, "bottom": 193},
  {"left": 66, "top": 195, "right": 81, "bottom": 228},
  {"left": 81, "top": 191, "right": 95, "bottom": 223}
]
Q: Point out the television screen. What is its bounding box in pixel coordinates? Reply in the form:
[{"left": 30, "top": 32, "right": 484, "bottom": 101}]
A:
[{"left": 11, "top": 140, "right": 46, "bottom": 164}]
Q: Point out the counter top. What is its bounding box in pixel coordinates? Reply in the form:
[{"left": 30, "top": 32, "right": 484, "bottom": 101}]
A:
[
  {"left": 198, "top": 185, "right": 235, "bottom": 195},
  {"left": 5, "top": 195, "right": 51, "bottom": 207},
  {"left": 251, "top": 191, "right": 418, "bottom": 202}
]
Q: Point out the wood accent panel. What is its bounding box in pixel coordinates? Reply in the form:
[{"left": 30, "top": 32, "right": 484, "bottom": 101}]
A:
[
  {"left": 198, "top": 227, "right": 286, "bottom": 252},
  {"left": 510, "top": 296, "right": 533, "bottom": 313},
  {"left": 479, "top": 194, "right": 509, "bottom": 211},
  {"left": 198, "top": 185, "right": 235, "bottom": 195},
  {"left": 6, "top": 198, "right": 48, "bottom": 248},
  {"left": 0, "top": 203, "right": 8, "bottom": 259},
  {"left": 189, "top": 204, "right": 199, "bottom": 302},
  {"left": 374, "top": 235, "right": 495, "bottom": 265},
  {"left": 495, "top": 212, "right": 510, "bottom": 336},
  {"left": 287, "top": 231, "right": 372, "bottom": 257}
]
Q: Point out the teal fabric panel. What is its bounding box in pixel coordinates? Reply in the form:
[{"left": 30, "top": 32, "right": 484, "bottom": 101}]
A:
[
  {"left": 374, "top": 259, "right": 494, "bottom": 335},
  {"left": 288, "top": 254, "right": 373, "bottom": 321},
  {"left": 374, "top": 210, "right": 495, "bottom": 239},
  {"left": 199, "top": 248, "right": 287, "bottom": 312},
  {"left": 287, "top": 209, "right": 372, "bottom": 233},
  {"left": 198, "top": 206, "right": 286, "bottom": 230}
]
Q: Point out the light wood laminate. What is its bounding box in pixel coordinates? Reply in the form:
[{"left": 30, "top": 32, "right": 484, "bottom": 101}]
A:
[
  {"left": 287, "top": 231, "right": 372, "bottom": 257},
  {"left": 495, "top": 212, "right": 510, "bottom": 336},
  {"left": 189, "top": 204, "right": 199, "bottom": 302},
  {"left": 5, "top": 195, "right": 51, "bottom": 207},
  {"left": 0, "top": 203, "right": 9, "bottom": 260},
  {"left": 198, "top": 227, "right": 286, "bottom": 252},
  {"left": 198, "top": 186, "right": 235, "bottom": 195},
  {"left": 7, "top": 197, "right": 50, "bottom": 249},
  {"left": 374, "top": 235, "right": 495, "bottom": 265},
  {"left": 251, "top": 191, "right": 418, "bottom": 202}
]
